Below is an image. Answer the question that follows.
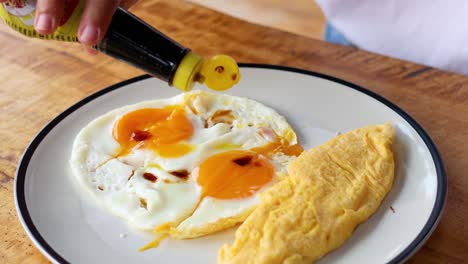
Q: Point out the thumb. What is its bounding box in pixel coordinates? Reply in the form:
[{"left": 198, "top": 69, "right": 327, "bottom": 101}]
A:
[{"left": 119, "top": 0, "right": 139, "bottom": 10}]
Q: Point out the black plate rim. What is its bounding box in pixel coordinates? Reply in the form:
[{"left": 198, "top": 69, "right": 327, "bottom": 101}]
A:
[{"left": 14, "top": 63, "right": 447, "bottom": 264}]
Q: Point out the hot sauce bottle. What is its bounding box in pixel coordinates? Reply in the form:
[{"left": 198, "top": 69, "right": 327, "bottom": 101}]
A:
[{"left": 0, "top": 0, "right": 240, "bottom": 91}]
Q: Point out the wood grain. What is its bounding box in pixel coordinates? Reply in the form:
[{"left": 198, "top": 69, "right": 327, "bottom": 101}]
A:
[
  {"left": 0, "top": 0, "right": 467, "bottom": 263},
  {"left": 187, "top": 0, "right": 325, "bottom": 39}
]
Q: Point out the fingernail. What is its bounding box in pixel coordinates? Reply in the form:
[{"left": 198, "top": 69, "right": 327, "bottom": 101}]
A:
[
  {"left": 79, "top": 25, "right": 100, "bottom": 45},
  {"left": 35, "top": 13, "right": 55, "bottom": 33}
]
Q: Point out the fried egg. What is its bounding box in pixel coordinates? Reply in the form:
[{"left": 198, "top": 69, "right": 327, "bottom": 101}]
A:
[{"left": 70, "top": 90, "right": 301, "bottom": 240}]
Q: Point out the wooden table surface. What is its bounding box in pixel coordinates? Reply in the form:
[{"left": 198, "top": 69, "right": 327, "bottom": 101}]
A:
[{"left": 0, "top": 0, "right": 467, "bottom": 263}]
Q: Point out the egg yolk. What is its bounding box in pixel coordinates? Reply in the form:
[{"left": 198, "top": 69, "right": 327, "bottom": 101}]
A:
[
  {"left": 252, "top": 141, "right": 304, "bottom": 157},
  {"left": 253, "top": 127, "right": 304, "bottom": 157},
  {"left": 197, "top": 150, "right": 274, "bottom": 199},
  {"left": 113, "top": 108, "right": 194, "bottom": 158}
]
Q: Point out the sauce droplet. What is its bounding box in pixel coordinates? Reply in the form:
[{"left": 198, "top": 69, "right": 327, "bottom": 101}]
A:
[
  {"left": 170, "top": 170, "right": 189, "bottom": 180},
  {"left": 131, "top": 130, "right": 152, "bottom": 141},
  {"left": 232, "top": 156, "right": 253, "bottom": 166},
  {"left": 143, "top": 172, "right": 158, "bottom": 183}
]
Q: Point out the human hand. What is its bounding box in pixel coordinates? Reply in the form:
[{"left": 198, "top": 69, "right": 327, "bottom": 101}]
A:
[{"left": 1, "top": 0, "right": 138, "bottom": 47}]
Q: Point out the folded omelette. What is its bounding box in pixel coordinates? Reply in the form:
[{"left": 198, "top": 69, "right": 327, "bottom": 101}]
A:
[{"left": 219, "top": 123, "right": 395, "bottom": 264}]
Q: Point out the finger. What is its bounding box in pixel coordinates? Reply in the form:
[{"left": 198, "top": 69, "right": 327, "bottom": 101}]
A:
[
  {"left": 120, "top": 0, "right": 138, "bottom": 10},
  {"left": 82, "top": 45, "right": 98, "bottom": 55},
  {"left": 34, "top": 0, "right": 64, "bottom": 35},
  {"left": 78, "top": 0, "right": 120, "bottom": 46}
]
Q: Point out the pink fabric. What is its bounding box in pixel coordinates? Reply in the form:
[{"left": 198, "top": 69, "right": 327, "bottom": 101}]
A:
[{"left": 316, "top": 0, "right": 468, "bottom": 75}]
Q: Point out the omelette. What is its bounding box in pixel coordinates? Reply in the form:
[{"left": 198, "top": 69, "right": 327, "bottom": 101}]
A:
[
  {"left": 70, "top": 90, "right": 301, "bottom": 241},
  {"left": 219, "top": 123, "right": 395, "bottom": 264}
]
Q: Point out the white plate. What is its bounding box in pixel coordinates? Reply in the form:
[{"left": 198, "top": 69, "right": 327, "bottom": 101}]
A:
[{"left": 15, "top": 64, "right": 446, "bottom": 264}]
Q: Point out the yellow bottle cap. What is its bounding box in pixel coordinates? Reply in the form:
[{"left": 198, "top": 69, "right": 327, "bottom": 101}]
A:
[
  {"left": 172, "top": 52, "right": 204, "bottom": 91},
  {"left": 172, "top": 53, "right": 240, "bottom": 92},
  {"left": 199, "top": 55, "right": 240, "bottom": 91}
]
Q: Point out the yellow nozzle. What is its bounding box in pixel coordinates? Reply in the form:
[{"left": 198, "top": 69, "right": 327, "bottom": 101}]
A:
[
  {"left": 172, "top": 52, "right": 204, "bottom": 91},
  {"left": 199, "top": 55, "right": 240, "bottom": 91},
  {"left": 172, "top": 53, "right": 240, "bottom": 92}
]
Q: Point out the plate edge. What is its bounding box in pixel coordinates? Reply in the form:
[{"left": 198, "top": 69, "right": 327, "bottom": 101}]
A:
[
  {"left": 14, "top": 64, "right": 447, "bottom": 264},
  {"left": 14, "top": 75, "right": 152, "bottom": 264},
  {"left": 239, "top": 63, "right": 447, "bottom": 264}
]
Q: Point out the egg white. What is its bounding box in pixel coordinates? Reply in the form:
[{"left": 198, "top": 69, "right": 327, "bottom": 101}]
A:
[{"left": 70, "top": 90, "right": 298, "bottom": 234}]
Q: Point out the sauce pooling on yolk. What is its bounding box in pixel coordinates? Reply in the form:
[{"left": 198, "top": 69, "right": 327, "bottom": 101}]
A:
[
  {"left": 252, "top": 141, "right": 303, "bottom": 157},
  {"left": 197, "top": 150, "right": 274, "bottom": 199},
  {"left": 254, "top": 127, "right": 304, "bottom": 157},
  {"left": 113, "top": 108, "right": 194, "bottom": 157}
]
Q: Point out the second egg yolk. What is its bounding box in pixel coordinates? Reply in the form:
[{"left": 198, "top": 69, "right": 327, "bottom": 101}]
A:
[
  {"left": 113, "top": 108, "right": 194, "bottom": 158},
  {"left": 197, "top": 150, "right": 274, "bottom": 199}
]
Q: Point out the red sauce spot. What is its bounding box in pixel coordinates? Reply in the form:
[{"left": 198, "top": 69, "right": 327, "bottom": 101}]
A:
[
  {"left": 170, "top": 170, "right": 189, "bottom": 180},
  {"left": 143, "top": 172, "right": 157, "bottom": 183},
  {"left": 128, "top": 170, "right": 135, "bottom": 181},
  {"left": 131, "top": 130, "right": 152, "bottom": 141},
  {"left": 232, "top": 156, "right": 253, "bottom": 166}
]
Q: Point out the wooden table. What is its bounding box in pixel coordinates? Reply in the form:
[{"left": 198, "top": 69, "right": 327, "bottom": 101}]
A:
[{"left": 0, "top": 0, "right": 466, "bottom": 263}]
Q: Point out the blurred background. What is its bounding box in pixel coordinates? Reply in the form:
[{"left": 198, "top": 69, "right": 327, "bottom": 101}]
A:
[{"left": 188, "top": 0, "right": 325, "bottom": 39}]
